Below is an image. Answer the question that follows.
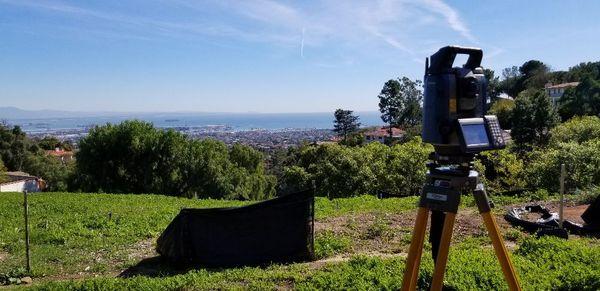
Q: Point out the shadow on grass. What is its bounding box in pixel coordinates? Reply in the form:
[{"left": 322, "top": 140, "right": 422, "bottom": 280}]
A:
[{"left": 118, "top": 256, "right": 196, "bottom": 278}]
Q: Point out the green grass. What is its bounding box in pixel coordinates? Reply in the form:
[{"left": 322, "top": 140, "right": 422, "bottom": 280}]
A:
[
  {"left": 29, "top": 237, "right": 600, "bottom": 290},
  {"left": 314, "top": 195, "right": 419, "bottom": 219},
  {"left": 0, "top": 192, "right": 248, "bottom": 279},
  {"left": 1, "top": 192, "right": 416, "bottom": 280},
  {"left": 1, "top": 191, "right": 598, "bottom": 289},
  {"left": 314, "top": 230, "right": 352, "bottom": 259}
]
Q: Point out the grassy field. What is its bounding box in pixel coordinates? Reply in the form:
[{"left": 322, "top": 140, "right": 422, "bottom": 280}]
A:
[{"left": 0, "top": 192, "right": 598, "bottom": 290}]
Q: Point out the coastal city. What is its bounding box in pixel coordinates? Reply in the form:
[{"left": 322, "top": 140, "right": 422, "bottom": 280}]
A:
[{"left": 16, "top": 123, "right": 337, "bottom": 150}]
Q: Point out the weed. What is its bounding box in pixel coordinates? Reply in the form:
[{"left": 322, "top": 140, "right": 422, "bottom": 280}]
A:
[
  {"left": 314, "top": 230, "right": 351, "bottom": 259},
  {"left": 364, "top": 215, "right": 392, "bottom": 240}
]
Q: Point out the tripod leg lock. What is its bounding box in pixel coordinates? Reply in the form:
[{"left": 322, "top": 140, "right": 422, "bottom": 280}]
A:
[{"left": 473, "top": 183, "right": 491, "bottom": 213}]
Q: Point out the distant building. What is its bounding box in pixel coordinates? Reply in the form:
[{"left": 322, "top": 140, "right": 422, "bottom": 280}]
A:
[
  {"left": 496, "top": 93, "right": 514, "bottom": 101},
  {"left": 364, "top": 127, "right": 404, "bottom": 143},
  {"left": 545, "top": 82, "right": 579, "bottom": 106},
  {"left": 0, "top": 171, "right": 44, "bottom": 192},
  {"left": 45, "top": 148, "right": 74, "bottom": 163}
]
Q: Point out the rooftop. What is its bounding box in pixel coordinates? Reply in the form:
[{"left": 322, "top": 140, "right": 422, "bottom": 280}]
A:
[
  {"left": 364, "top": 127, "right": 404, "bottom": 137},
  {"left": 2, "top": 171, "right": 39, "bottom": 185},
  {"left": 545, "top": 82, "right": 580, "bottom": 89}
]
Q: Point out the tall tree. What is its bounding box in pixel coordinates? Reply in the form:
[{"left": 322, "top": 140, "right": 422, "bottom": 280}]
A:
[
  {"left": 333, "top": 109, "right": 361, "bottom": 142},
  {"left": 567, "top": 61, "right": 600, "bottom": 80},
  {"left": 499, "top": 66, "right": 521, "bottom": 98},
  {"left": 484, "top": 68, "right": 501, "bottom": 102},
  {"left": 511, "top": 89, "right": 559, "bottom": 147},
  {"left": 519, "top": 60, "right": 550, "bottom": 89},
  {"left": 0, "top": 159, "right": 7, "bottom": 183},
  {"left": 499, "top": 61, "right": 550, "bottom": 97},
  {"left": 378, "top": 77, "right": 423, "bottom": 140},
  {"left": 0, "top": 125, "right": 30, "bottom": 171}
]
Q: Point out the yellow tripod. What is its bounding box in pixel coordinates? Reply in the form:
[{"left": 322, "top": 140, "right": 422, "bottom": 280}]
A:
[{"left": 401, "top": 166, "right": 521, "bottom": 291}]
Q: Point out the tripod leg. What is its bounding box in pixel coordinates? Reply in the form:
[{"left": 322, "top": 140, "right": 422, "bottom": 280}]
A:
[
  {"left": 430, "top": 212, "right": 457, "bottom": 291},
  {"left": 474, "top": 185, "right": 522, "bottom": 291},
  {"left": 482, "top": 212, "right": 521, "bottom": 291},
  {"left": 430, "top": 210, "right": 446, "bottom": 263},
  {"left": 401, "top": 207, "right": 429, "bottom": 291}
]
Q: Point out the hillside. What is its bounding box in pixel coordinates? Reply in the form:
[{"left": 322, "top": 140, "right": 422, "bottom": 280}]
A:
[{"left": 0, "top": 192, "right": 598, "bottom": 290}]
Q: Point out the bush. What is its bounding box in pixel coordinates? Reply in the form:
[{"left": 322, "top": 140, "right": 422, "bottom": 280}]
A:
[
  {"left": 488, "top": 99, "right": 515, "bottom": 129},
  {"left": 282, "top": 137, "right": 432, "bottom": 198},
  {"left": 314, "top": 231, "right": 352, "bottom": 259},
  {"left": 74, "top": 120, "right": 275, "bottom": 200},
  {"left": 369, "top": 138, "right": 432, "bottom": 196},
  {"left": 527, "top": 140, "right": 600, "bottom": 192},
  {"left": 23, "top": 153, "right": 74, "bottom": 191},
  {"left": 511, "top": 89, "right": 559, "bottom": 147},
  {"left": 550, "top": 115, "right": 600, "bottom": 145},
  {"left": 474, "top": 148, "right": 527, "bottom": 194}
]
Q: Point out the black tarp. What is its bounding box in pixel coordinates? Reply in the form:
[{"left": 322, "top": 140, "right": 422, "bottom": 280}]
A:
[
  {"left": 581, "top": 194, "right": 600, "bottom": 226},
  {"left": 156, "top": 190, "right": 315, "bottom": 267}
]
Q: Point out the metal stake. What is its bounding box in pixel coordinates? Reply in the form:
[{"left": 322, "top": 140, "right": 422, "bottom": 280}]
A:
[
  {"left": 559, "top": 164, "right": 566, "bottom": 229},
  {"left": 23, "top": 190, "right": 31, "bottom": 273}
]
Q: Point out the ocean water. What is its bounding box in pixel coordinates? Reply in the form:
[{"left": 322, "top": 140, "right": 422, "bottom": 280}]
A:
[{"left": 7, "top": 111, "right": 384, "bottom": 133}]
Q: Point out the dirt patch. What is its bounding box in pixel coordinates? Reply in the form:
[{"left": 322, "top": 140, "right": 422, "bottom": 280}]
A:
[
  {"left": 547, "top": 204, "right": 589, "bottom": 224},
  {"left": 0, "top": 252, "right": 7, "bottom": 262},
  {"left": 504, "top": 201, "right": 590, "bottom": 225},
  {"left": 315, "top": 210, "right": 512, "bottom": 255},
  {"left": 127, "top": 238, "right": 157, "bottom": 261}
]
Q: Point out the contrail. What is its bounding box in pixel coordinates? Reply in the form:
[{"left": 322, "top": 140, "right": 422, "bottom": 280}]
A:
[{"left": 300, "top": 27, "right": 305, "bottom": 58}]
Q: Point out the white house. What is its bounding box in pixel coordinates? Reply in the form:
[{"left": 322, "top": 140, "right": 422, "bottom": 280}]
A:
[
  {"left": 545, "top": 82, "right": 579, "bottom": 106},
  {"left": 0, "top": 172, "right": 44, "bottom": 192}
]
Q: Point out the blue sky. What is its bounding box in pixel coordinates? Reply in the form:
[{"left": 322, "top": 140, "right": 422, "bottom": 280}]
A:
[{"left": 1, "top": 0, "right": 599, "bottom": 113}]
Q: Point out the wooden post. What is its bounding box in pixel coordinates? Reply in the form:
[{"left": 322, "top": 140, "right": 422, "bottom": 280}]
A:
[
  {"left": 559, "top": 164, "right": 566, "bottom": 229},
  {"left": 23, "top": 190, "right": 31, "bottom": 273}
]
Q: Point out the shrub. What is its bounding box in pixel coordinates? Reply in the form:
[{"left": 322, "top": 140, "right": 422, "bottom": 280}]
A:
[
  {"left": 527, "top": 140, "right": 600, "bottom": 192},
  {"left": 314, "top": 231, "right": 352, "bottom": 259},
  {"left": 369, "top": 138, "right": 432, "bottom": 196},
  {"left": 511, "top": 89, "right": 559, "bottom": 147},
  {"left": 282, "top": 137, "right": 432, "bottom": 198},
  {"left": 74, "top": 120, "right": 275, "bottom": 200},
  {"left": 550, "top": 115, "right": 600, "bottom": 145},
  {"left": 488, "top": 99, "right": 515, "bottom": 129},
  {"left": 474, "top": 148, "right": 527, "bottom": 194}
]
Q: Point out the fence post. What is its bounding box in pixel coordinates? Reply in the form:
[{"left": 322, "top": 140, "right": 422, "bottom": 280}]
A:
[
  {"left": 559, "top": 164, "right": 566, "bottom": 229},
  {"left": 23, "top": 190, "right": 31, "bottom": 273}
]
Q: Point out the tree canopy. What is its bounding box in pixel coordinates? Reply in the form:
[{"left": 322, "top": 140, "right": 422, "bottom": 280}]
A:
[
  {"left": 488, "top": 99, "right": 515, "bottom": 129},
  {"left": 484, "top": 68, "right": 501, "bottom": 102},
  {"left": 281, "top": 138, "right": 432, "bottom": 198},
  {"left": 558, "top": 77, "right": 600, "bottom": 120},
  {"left": 511, "top": 89, "right": 559, "bottom": 147},
  {"left": 74, "top": 120, "right": 275, "bottom": 200},
  {"left": 333, "top": 109, "right": 361, "bottom": 142},
  {"left": 498, "top": 60, "right": 550, "bottom": 97},
  {"left": 378, "top": 77, "right": 423, "bottom": 139}
]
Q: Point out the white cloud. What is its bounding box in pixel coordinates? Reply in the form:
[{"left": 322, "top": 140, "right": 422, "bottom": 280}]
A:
[
  {"left": 1, "top": 0, "right": 487, "bottom": 64},
  {"left": 421, "top": 0, "right": 475, "bottom": 41}
]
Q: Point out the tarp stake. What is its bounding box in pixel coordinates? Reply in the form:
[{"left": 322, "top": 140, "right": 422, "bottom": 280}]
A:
[
  {"left": 559, "top": 164, "right": 566, "bottom": 229},
  {"left": 23, "top": 190, "right": 31, "bottom": 273}
]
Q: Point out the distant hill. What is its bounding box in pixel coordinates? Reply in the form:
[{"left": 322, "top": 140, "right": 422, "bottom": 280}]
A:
[{"left": 0, "top": 107, "right": 119, "bottom": 120}]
